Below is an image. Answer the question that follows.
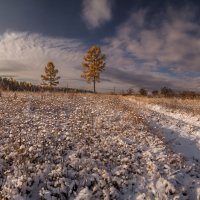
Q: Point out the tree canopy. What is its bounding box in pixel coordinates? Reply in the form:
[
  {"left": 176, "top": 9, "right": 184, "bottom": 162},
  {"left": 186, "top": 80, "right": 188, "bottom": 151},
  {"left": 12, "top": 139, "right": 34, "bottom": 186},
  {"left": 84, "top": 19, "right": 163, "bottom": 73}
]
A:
[{"left": 82, "top": 46, "right": 105, "bottom": 93}]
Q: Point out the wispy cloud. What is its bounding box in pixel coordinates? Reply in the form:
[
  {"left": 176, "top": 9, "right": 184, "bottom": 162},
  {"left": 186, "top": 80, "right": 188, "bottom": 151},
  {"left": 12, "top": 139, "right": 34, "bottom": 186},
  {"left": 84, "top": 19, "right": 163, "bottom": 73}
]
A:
[
  {"left": 82, "top": 0, "right": 113, "bottom": 29},
  {"left": 0, "top": 31, "right": 87, "bottom": 87},
  {"left": 1, "top": 5, "right": 200, "bottom": 93},
  {"left": 102, "top": 6, "right": 200, "bottom": 91},
  {"left": 0, "top": 31, "right": 124, "bottom": 92}
]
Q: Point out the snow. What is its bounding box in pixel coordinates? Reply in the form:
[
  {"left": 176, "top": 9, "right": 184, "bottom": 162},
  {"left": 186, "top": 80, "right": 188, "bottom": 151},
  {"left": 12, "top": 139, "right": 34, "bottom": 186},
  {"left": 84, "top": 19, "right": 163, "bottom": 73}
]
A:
[
  {"left": 74, "top": 187, "right": 92, "bottom": 200},
  {"left": 128, "top": 98, "right": 200, "bottom": 162},
  {"left": 0, "top": 93, "right": 200, "bottom": 199}
]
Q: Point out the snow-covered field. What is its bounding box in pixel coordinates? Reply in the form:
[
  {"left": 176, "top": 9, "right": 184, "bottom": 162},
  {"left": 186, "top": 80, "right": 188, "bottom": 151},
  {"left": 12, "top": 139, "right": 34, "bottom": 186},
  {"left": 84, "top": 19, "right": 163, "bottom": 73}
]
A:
[
  {"left": 0, "top": 93, "right": 200, "bottom": 199},
  {"left": 127, "top": 97, "right": 200, "bottom": 162}
]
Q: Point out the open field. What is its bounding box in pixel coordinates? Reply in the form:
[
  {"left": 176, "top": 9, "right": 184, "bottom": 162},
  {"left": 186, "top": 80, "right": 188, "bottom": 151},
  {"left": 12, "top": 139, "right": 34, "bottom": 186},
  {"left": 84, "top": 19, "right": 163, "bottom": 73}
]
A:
[
  {"left": 0, "top": 93, "right": 200, "bottom": 199},
  {"left": 128, "top": 96, "right": 200, "bottom": 116}
]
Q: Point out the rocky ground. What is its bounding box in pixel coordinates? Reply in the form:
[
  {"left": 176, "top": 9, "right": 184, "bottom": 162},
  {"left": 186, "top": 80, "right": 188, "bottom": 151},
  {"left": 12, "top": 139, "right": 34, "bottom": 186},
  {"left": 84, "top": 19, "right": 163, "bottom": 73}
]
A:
[{"left": 0, "top": 93, "right": 200, "bottom": 199}]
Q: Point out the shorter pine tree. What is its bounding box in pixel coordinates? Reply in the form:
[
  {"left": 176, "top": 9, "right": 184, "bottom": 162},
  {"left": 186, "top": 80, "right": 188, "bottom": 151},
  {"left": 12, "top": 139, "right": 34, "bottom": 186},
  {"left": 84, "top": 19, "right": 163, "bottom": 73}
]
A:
[{"left": 41, "top": 62, "right": 60, "bottom": 89}]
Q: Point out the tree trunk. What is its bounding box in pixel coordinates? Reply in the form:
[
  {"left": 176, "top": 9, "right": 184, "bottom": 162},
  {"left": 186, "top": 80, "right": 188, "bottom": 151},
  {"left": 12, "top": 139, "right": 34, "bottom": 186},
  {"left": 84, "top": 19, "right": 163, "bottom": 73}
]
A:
[{"left": 93, "top": 77, "right": 96, "bottom": 93}]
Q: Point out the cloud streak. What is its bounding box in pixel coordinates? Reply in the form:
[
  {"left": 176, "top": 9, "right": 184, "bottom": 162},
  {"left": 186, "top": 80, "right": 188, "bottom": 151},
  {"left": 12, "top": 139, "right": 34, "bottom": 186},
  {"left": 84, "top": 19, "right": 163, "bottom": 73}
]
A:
[
  {"left": 102, "top": 6, "right": 200, "bottom": 91},
  {"left": 82, "top": 0, "right": 113, "bottom": 29},
  {"left": 0, "top": 31, "right": 124, "bottom": 92},
  {"left": 0, "top": 32, "right": 88, "bottom": 87},
  {"left": 1, "top": 5, "right": 200, "bottom": 93}
]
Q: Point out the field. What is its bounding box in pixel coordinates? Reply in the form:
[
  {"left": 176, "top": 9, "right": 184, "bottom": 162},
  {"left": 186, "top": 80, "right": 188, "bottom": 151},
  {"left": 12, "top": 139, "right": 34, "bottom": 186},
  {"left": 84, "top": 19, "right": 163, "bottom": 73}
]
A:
[
  {"left": 128, "top": 96, "right": 200, "bottom": 115},
  {"left": 0, "top": 93, "right": 200, "bottom": 199}
]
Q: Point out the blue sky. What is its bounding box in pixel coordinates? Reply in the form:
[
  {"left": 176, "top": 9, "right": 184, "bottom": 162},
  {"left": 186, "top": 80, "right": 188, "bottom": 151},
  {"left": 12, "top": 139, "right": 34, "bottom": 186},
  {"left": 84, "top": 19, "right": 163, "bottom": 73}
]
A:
[{"left": 0, "top": 0, "right": 200, "bottom": 92}]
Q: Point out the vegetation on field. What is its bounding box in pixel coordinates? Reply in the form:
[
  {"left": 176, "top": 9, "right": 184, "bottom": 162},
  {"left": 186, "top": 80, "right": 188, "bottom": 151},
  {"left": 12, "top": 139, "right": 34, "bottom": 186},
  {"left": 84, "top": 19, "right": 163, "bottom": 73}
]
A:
[
  {"left": 1, "top": 93, "right": 199, "bottom": 199},
  {"left": 127, "top": 96, "right": 200, "bottom": 115}
]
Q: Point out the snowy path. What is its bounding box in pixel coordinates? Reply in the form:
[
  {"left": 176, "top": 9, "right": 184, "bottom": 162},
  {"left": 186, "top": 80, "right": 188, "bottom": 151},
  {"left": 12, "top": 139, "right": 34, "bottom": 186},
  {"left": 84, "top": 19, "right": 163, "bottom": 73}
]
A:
[{"left": 127, "top": 98, "right": 200, "bottom": 162}]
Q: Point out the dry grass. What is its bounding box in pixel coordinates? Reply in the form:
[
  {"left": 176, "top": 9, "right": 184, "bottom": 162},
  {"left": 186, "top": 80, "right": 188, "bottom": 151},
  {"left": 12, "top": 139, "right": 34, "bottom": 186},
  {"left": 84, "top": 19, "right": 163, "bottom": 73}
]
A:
[
  {"left": 126, "top": 96, "right": 200, "bottom": 115},
  {"left": 1, "top": 92, "right": 200, "bottom": 116},
  {"left": 0, "top": 92, "right": 199, "bottom": 199}
]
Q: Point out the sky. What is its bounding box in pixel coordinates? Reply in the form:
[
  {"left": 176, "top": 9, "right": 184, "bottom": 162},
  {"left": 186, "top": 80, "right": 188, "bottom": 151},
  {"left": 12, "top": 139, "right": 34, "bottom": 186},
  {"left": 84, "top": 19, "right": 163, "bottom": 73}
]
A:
[{"left": 0, "top": 0, "right": 200, "bottom": 92}]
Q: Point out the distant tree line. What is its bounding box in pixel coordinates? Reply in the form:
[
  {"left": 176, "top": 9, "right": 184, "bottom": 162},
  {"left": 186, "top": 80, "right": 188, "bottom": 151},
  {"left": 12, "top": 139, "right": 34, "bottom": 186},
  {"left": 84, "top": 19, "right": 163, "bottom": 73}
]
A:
[
  {"left": 125, "top": 86, "right": 200, "bottom": 99},
  {"left": 0, "top": 77, "right": 92, "bottom": 93},
  {"left": 0, "top": 77, "right": 40, "bottom": 92},
  {"left": 152, "top": 87, "right": 200, "bottom": 98}
]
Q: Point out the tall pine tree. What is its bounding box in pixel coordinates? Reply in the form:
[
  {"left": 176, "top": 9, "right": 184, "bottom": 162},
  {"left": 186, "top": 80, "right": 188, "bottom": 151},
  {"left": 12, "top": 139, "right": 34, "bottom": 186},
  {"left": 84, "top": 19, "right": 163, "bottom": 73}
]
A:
[{"left": 82, "top": 46, "right": 105, "bottom": 93}]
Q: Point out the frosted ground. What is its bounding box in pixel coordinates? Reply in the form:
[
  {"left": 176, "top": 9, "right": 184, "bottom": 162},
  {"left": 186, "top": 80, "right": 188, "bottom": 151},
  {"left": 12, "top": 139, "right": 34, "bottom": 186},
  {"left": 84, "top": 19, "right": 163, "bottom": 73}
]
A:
[{"left": 0, "top": 93, "right": 200, "bottom": 199}]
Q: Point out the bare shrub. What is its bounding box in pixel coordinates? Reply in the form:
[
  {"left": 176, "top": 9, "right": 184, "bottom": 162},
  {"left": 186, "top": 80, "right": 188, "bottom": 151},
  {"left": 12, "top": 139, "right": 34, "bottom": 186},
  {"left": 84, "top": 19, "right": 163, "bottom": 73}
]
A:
[{"left": 139, "top": 88, "right": 147, "bottom": 96}]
